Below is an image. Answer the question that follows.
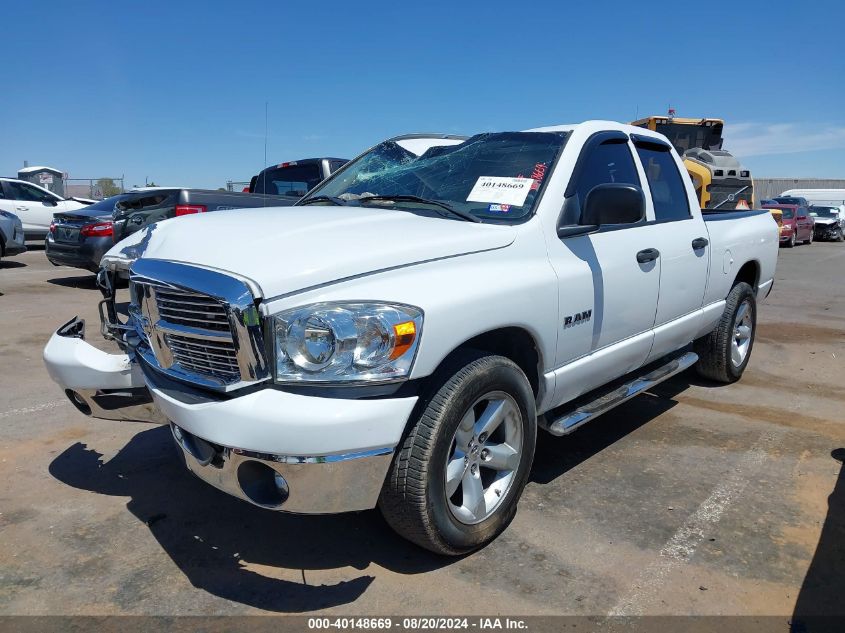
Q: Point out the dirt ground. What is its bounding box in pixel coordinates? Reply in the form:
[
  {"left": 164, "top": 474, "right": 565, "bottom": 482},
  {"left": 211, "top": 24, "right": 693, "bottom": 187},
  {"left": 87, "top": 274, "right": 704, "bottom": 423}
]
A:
[{"left": 0, "top": 240, "right": 843, "bottom": 622}]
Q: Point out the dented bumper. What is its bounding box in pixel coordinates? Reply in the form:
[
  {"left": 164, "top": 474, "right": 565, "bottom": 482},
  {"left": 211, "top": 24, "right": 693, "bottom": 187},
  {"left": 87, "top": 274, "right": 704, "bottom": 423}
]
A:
[{"left": 42, "top": 318, "right": 167, "bottom": 424}]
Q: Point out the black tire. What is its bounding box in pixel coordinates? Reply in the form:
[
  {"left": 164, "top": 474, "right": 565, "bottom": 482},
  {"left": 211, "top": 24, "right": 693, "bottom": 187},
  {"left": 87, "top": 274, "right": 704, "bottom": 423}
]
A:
[
  {"left": 787, "top": 232, "right": 796, "bottom": 248},
  {"left": 837, "top": 229, "right": 844, "bottom": 243},
  {"left": 379, "top": 351, "right": 536, "bottom": 555},
  {"left": 694, "top": 282, "right": 757, "bottom": 383},
  {"left": 805, "top": 231, "right": 813, "bottom": 245}
]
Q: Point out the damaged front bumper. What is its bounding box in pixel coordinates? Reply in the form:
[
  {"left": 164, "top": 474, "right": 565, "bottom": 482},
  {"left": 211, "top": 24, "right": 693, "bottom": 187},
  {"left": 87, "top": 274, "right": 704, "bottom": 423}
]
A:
[
  {"left": 42, "top": 315, "right": 417, "bottom": 514},
  {"left": 42, "top": 317, "right": 167, "bottom": 424}
]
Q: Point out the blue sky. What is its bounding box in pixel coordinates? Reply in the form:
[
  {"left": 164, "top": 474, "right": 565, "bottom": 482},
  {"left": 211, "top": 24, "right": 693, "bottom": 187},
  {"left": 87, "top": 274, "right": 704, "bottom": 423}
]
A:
[{"left": 2, "top": 0, "right": 843, "bottom": 189}]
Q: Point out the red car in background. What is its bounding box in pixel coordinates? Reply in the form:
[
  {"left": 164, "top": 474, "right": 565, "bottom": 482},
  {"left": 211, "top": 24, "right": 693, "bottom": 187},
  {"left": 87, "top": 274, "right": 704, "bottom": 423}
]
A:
[{"left": 762, "top": 204, "right": 814, "bottom": 247}]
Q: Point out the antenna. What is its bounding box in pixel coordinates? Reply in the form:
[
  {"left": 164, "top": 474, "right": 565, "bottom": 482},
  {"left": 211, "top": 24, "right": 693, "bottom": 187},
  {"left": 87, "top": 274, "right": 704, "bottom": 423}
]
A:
[{"left": 262, "top": 101, "right": 268, "bottom": 207}]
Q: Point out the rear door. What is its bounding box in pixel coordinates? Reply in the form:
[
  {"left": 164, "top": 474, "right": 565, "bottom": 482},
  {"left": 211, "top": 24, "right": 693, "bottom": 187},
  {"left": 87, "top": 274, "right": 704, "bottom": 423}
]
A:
[{"left": 631, "top": 136, "right": 709, "bottom": 363}]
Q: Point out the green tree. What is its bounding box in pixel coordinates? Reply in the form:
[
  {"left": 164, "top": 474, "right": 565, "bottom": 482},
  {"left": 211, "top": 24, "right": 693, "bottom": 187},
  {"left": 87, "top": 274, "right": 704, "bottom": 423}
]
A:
[{"left": 97, "top": 178, "right": 121, "bottom": 198}]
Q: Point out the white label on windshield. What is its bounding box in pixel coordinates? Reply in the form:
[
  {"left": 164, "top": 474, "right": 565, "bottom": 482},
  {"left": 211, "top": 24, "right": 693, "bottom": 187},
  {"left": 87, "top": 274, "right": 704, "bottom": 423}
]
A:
[{"left": 467, "top": 177, "right": 534, "bottom": 207}]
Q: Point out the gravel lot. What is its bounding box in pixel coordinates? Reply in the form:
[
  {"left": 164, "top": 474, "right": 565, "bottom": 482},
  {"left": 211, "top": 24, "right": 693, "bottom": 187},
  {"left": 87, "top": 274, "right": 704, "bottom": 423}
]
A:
[{"left": 0, "top": 241, "right": 843, "bottom": 620}]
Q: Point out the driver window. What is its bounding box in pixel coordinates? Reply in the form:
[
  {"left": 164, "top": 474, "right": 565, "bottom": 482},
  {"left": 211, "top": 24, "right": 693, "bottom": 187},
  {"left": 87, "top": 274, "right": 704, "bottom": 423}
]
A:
[
  {"left": 563, "top": 140, "right": 640, "bottom": 225},
  {"left": 575, "top": 141, "right": 640, "bottom": 204}
]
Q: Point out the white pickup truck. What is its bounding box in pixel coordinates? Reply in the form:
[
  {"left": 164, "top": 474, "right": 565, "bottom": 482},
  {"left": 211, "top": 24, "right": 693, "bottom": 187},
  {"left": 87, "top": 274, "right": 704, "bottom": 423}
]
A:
[{"left": 43, "top": 121, "right": 778, "bottom": 555}]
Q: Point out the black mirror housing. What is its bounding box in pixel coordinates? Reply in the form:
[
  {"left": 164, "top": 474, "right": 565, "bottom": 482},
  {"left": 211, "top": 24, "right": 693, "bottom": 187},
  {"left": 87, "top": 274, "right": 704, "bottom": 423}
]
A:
[{"left": 581, "top": 184, "right": 645, "bottom": 226}]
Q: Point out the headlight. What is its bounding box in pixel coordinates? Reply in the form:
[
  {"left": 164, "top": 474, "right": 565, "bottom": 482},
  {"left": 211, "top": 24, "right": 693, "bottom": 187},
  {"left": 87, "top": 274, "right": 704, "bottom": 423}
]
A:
[{"left": 272, "top": 302, "right": 423, "bottom": 384}]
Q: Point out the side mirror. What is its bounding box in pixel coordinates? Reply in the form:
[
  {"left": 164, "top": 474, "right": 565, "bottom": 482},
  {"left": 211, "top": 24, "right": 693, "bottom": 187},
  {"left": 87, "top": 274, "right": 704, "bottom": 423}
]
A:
[
  {"left": 581, "top": 183, "right": 645, "bottom": 226},
  {"left": 43, "top": 199, "right": 58, "bottom": 207}
]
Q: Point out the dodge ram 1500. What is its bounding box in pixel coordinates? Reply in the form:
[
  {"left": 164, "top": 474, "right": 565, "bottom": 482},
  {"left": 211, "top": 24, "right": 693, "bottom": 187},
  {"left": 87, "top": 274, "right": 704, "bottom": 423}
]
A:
[{"left": 43, "top": 122, "right": 778, "bottom": 554}]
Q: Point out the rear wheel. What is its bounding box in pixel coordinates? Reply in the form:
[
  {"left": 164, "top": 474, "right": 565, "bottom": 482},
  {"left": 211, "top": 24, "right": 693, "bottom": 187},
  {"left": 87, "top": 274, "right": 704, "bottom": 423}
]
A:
[
  {"left": 379, "top": 351, "right": 536, "bottom": 555},
  {"left": 805, "top": 230, "right": 813, "bottom": 245},
  {"left": 694, "top": 282, "right": 757, "bottom": 383}
]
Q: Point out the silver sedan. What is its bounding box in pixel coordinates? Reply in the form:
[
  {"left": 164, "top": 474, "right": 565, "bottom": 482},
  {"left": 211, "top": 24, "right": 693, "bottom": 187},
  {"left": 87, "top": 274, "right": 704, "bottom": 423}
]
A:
[{"left": 0, "top": 209, "right": 26, "bottom": 261}]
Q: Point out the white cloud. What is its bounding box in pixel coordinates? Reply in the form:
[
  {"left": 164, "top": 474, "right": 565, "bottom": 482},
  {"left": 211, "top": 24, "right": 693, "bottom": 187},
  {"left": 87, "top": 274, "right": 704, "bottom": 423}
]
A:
[{"left": 724, "top": 122, "right": 845, "bottom": 158}]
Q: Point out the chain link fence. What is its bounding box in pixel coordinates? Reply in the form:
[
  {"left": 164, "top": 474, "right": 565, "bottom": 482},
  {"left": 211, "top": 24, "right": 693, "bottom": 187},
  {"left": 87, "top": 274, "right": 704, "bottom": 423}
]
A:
[{"left": 64, "top": 178, "right": 125, "bottom": 200}]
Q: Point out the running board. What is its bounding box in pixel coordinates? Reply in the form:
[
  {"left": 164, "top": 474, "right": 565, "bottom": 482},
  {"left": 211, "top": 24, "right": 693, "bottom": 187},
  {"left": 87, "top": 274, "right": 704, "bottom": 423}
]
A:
[{"left": 540, "top": 351, "right": 698, "bottom": 436}]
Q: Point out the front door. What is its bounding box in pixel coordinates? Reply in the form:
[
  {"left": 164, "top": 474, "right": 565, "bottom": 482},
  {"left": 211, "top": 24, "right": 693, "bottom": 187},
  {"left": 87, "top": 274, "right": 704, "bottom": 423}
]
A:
[{"left": 546, "top": 133, "right": 661, "bottom": 406}]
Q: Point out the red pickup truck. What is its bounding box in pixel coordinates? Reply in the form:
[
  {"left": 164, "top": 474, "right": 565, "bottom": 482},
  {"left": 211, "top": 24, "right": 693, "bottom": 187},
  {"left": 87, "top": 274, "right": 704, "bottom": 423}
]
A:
[{"left": 762, "top": 203, "right": 814, "bottom": 247}]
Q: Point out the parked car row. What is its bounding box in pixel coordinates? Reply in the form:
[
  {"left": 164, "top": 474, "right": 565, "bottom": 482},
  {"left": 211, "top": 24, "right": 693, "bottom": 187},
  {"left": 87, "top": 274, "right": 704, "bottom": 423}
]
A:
[
  {"left": 0, "top": 157, "right": 349, "bottom": 269},
  {"left": 762, "top": 195, "right": 845, "bottom": 247},
  {"left": 45, "top": 188, "right": 294, "bottom": 272}
]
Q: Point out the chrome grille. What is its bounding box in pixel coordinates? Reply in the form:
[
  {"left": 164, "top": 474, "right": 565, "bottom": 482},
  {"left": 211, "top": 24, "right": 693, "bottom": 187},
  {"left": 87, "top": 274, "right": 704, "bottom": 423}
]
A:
[
  {"left": 154, "top": 287, "right": 231, "bottom": 332},
  {"left": 166, "top": 334, "right": 240, "bottom": 382},
  {"left": 129, "top": 259, "right": 270, "bottom": 391}
]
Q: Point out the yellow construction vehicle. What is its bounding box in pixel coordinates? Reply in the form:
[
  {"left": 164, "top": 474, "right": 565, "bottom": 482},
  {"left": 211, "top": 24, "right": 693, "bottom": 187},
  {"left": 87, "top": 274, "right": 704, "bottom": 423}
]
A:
[{"left": 631, "top": 113, "right": 753, "bottom": 210}]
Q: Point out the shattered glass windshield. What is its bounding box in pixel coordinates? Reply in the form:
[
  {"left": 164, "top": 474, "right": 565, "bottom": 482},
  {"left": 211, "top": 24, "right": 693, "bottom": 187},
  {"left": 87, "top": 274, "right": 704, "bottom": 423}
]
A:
[{"left": 300, "top": 132, "right": 568, "bottom": 223}]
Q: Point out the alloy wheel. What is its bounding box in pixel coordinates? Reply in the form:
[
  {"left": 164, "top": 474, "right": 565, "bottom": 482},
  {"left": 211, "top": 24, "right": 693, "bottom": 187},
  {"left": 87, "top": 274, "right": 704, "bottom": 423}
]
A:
[
  {"left": 444, "top": 391, "right": 523, "bottom": 525},
  {"left": 731, "top": 299, "right": 753, "bottom": 367}
]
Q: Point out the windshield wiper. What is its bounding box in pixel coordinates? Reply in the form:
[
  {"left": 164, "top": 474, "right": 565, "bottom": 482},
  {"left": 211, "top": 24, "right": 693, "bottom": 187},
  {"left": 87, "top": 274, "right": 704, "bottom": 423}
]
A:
[
  {"left": 357, "top": 195, "right": 481, "bottom": 223},
  {"left": 298, "top": 195, "right": 349, "bottom": 206}
]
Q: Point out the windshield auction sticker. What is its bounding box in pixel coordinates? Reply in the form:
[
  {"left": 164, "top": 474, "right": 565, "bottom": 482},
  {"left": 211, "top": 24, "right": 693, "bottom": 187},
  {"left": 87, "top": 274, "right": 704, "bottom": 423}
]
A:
[{"left": 467, "top": 176, "right": 534, "bottom": 207}]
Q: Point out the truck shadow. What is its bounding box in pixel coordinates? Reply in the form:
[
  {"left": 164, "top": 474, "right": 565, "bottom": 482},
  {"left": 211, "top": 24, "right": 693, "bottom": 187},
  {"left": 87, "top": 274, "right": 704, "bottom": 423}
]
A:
[
  {"left": 48, "top": 426, "right": 446, "bottom": 613},
  {"left": 47, "top": 370, "right": 702, "bottom": 613},
  {"left": 531, "top": 386, "right": 679, "bottom": 485}
]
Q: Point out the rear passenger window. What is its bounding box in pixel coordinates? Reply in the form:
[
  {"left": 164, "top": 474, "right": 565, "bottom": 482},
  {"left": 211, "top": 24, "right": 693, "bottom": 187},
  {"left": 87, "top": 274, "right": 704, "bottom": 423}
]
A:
[{"left": 635, "top": 146, "right": 691, "bottom": 221}]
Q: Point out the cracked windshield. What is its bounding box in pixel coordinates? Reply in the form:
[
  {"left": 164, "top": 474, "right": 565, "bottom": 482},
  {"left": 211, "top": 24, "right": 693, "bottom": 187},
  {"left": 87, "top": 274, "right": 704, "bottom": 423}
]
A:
[{"left": 301, "top": 132, "right": 568, "bottom": 223}]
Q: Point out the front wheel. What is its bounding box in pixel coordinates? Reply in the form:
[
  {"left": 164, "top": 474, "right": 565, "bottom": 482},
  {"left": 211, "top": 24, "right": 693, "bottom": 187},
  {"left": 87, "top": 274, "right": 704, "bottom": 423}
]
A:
[
  {"left": 694, "top": 282, "right": 757, "bottom": 383},
  {"left": 787, "top": 232, "right": 796, "bottom": 248},
  {"left": 379, "top": 352, "right": 536, "bottom": 555}
]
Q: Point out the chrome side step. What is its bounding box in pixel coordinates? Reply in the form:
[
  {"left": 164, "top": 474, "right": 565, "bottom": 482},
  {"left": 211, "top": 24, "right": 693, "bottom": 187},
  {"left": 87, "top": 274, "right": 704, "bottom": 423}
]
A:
[{"left": 540, "top": 351, "right": 698, "bottom": 436}]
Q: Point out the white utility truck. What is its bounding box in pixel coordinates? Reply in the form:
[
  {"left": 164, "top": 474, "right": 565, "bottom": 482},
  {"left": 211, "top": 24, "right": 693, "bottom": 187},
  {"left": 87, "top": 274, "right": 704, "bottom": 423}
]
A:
[{"left": 44, "top": 121, "right": 778, "bottom": 554}]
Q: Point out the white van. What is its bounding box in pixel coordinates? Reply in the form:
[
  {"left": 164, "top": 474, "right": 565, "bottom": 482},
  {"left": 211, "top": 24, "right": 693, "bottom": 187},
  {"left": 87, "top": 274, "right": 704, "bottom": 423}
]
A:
[{"left": 780, "top": 189, "right": 845, "bottom": 206}]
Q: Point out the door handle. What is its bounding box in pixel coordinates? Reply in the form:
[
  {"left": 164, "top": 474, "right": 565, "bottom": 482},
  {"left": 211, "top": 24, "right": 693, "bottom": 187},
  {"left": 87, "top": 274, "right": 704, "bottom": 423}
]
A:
[
  {"left": 636, "top": 248, "right": 660, "bottom": 264},
  {"left": 15, "top": 206, "right": 28, "bottom": 211},
  {"left": 692, "top": 237, "right": 709, "bottom": 249}
]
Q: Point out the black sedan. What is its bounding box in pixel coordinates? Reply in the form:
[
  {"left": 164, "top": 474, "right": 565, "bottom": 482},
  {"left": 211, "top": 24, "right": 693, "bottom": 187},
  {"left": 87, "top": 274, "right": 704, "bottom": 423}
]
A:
[{"left": 45, "top": 194, "right": 131, "bottom": 272}]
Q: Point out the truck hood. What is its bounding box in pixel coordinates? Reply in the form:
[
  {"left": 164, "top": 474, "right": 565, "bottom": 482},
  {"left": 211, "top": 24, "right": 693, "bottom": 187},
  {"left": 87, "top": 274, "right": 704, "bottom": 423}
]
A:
[
  {"left": 103, "top": 206, "right": 517, "bottom": 298},
  {"left": 811, "top": 217, "right": 837, "bottom": 226}
]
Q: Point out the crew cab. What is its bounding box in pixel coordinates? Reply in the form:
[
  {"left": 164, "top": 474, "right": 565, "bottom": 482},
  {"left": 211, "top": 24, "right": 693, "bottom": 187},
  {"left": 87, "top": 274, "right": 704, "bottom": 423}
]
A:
[
  {"left": 43, "top": 122, "right": 778, "bottom": 555},
  {"left": 248, "top": 158, "right": 348, "bottom": 198}
]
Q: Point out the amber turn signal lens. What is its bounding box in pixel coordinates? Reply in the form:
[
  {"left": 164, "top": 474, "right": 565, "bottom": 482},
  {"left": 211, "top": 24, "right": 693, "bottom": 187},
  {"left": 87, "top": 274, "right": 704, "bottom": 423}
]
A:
[{"left": 390, "top": 321, "right": 417, "bottom": 360}]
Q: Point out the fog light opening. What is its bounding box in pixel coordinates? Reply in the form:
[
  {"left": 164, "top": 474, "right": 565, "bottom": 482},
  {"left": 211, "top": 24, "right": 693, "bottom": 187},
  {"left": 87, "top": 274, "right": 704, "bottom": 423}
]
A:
[
  {"left": 171, "top": 425, "right": 216, "bottom": 467},
  {"left": 65, "top": 390, "right": 92, "bottom": 416},
  {"left": 237, "top": 460, "right": 289, "bottom": 508}
]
